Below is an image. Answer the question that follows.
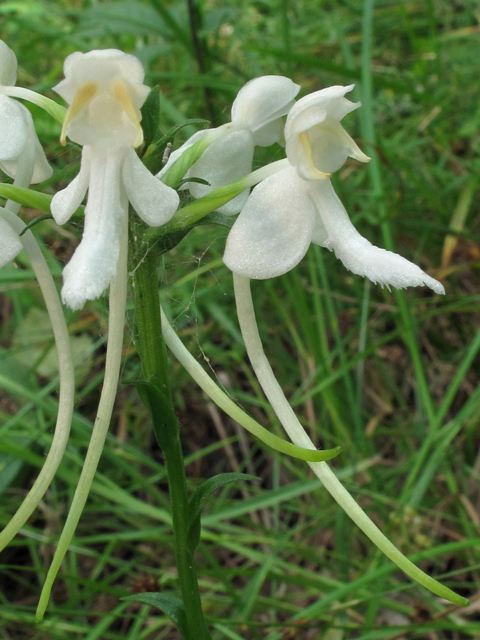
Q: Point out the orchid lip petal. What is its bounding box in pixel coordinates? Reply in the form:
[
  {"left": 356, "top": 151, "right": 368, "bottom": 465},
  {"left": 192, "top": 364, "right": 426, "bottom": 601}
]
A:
[
  {"left": 224, "top": 167, "right": 316, "bottom": 278},
  {"left": 308, "top": 179, "right": 445, "bottom": 294},
  {"left": 61, "top": 148, "right": 126, "bottom": 310}
]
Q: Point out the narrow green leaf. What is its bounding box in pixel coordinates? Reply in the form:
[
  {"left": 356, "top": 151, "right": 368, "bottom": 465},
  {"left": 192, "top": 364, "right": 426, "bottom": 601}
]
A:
[
  {"left": 187, "top": 472, "right": 258, "bottom": 553},
  {"left": 140, "top": 86, "right": 161, "bottom": 149},
  {"left": 132, "top": 381, "right": 179, "bottom": 451},
  {"left": 249, "top": 45, "right": 432, "bottom": 101},
  {"left": 149, "top": 0, "right": 193, "bottom": 52},
  {"left": 122, "top": 592, "right": 189, "bottom": 638},
  {"left": 19, "top": 214, "right": 54, "bottom": 236}
]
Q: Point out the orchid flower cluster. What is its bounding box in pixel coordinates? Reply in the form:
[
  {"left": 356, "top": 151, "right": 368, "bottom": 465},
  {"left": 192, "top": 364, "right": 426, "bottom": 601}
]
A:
[{"left": 0, "top": 40, "right": 467, "bottom": 632}]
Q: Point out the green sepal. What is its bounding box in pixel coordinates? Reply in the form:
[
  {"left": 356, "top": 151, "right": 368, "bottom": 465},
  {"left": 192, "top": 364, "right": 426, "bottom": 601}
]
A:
[
  {"left": 122, "top": 593, "right": 189, "bottom": 639},
  {"left": 160, "top": 135, "right": 212, "bottom": 189},
  {"left": 133, "top": 381, "right": 179, "bottom": 451},
  {"left": 143, "top": 119, "right": 210, "bottom": 175},
  {"left": 140, "top": 86, "right": 161, "bottom": 149},
  {"left": 187, "top": 473, "right": 258, "bottom": 553}
]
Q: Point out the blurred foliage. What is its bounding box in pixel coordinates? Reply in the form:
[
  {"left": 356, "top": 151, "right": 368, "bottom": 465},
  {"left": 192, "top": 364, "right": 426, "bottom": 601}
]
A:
[{"left": 0, "top": 0, "right": 480, "bottom": 638}]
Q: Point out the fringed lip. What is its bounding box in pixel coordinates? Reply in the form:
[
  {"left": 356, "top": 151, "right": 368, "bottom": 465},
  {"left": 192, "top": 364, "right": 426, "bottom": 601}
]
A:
[{"left": 51, "top": 145, "right": 180, "bottom": 310}]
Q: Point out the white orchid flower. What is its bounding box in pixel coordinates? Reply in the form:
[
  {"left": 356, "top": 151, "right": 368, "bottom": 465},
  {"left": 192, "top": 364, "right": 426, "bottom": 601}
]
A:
[
  {"left": 51, "top": 49, "right": 179, "bottom": 310},
  {"left": 0, "top": 40, "right": 53, "bottom": 267},
  {"left": 221, "top": 85, "right": 463, "bottom": 606},
  {"left": 158, "top": 75, "right": 300, "bottom": 215},
  {"left": 224, "top": 84, "right": 444, "bottom": 294}
]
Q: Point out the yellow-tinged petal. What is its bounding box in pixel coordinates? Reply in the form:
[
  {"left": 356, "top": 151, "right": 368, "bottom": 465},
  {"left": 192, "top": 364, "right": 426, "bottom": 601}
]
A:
[
  {"left": 60, "top": 82, "right": 97, "bottom": 145},
  {"left": 298, "top": 131, "right": 331, "bottom": 180},
  {"left": 113, "top": 79, "right": 143, "bottom": 148}
]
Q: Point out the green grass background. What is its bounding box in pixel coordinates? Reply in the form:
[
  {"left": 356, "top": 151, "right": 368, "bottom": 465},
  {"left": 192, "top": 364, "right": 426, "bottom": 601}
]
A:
[{"left": 0, "top": 0, "right": 479, "bottom": 637}]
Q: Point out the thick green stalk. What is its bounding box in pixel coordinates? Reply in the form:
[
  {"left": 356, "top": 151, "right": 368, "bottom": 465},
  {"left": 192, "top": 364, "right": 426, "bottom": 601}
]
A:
[
  {"left": 129, "top": 232, "right": 210, "bottom": 640},
  {"left": 130, "top": 236, "right": 169, "bottom": 390}
]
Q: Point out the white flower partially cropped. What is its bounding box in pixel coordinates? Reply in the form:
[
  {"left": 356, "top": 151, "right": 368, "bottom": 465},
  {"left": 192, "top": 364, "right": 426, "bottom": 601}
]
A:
[
  {"left": 224, "top": 84, "right": 444, "bottom": 294},
  {"left": 0, "top": 40, "right": 52, "bottom": 267},
  {"left": 158, "top": 75, "right": 300, "bottom": 215},
  {"left": 51, "top": 49, "right": 179, "bottom": 310}
]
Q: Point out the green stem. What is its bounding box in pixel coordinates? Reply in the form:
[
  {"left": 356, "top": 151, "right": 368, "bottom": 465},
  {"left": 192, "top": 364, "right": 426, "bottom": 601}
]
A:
[
  {"left": 0, "top": 208, "right": 74, "bottom": 551},
  {"left": 129, "top": 232, "right": 210, "bottom": 640},
  {"left": 161, "top": 306, "right": 341, "bottom": 463},
  {"left": 148, "top": 158, "right": 290, "bottom": 241},
  {"left": 233, "top": 273, "right": 467, "bottom": 608},
  {"left": 130, "top": 236, "right": 169, "bottom": 390},
  {"left": 36, "top": 213, "right": 128, "bottom": 622},
  {"left": 0, "top": 86, "right": 66, "bottom": 124},
  {"left": 0, "top": 138, "right": 74, "bottom": 551}
]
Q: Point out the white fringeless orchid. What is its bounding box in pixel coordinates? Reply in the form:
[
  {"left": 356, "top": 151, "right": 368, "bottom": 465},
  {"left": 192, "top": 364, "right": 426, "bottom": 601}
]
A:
[
  {"left": 51, "top": 49, "right": 179, "bottom": 310},
  {"left": 0, "top": 40, "right": 52, "bottom": 268},
  {"left": 224, "top": 84, "right": 445, "bottom": 294},
  {"left": 158, "top": 75, "right": 300, "bottom": 214}
]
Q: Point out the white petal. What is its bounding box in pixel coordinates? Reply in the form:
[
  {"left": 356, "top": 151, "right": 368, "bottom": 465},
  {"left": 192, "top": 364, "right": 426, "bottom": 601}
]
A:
[
  {"left": 250, "top": 118, "right": 285, "bottom": 147},
  {"left": 51, "top": 147, "right": 90, "bottom": 225},
  {"left": 286, "top": 85, "right": 359, "bottom": 132},
  {"left": 54, "top": 49, "right": 146, "bottom": 104},
  {"left": 310, "top": 115, "right": 369, "bottom": 169},
  {"left": 122, "top": 149, "right": 179, "bottom": 226},
  {"left": 286, "top": 109, "right": 370, "bottom": 178},
  {"left": 31, "top": 132, "right": 54, "bottom": 184},
  {"left": 0, "top": 216, "right": 22, "bottom": 267},
  {"left": 16, "top": 102, "right": 53, "bottom": 184},
  {"left": 291, "top": 114, "right": 369, "bottom": 178},
  {"left": 0, "top": 95, "right": 27, "bottom": 163},
  {"left": 224, "top": 167, "right": 315, "bottom": 279},
  {"left": 0, "top": 103, "right": 52, "bottom": 183},
  {"left": 0, "top": 40, "right": 17, "bottom": 86},
  {"left": 231, "top": 75, "right": 300, "bottom": 140},
  {"left": 54, "top": 49, "right": 149, "bottom": 147},
  {"left": 308, "top": 179, "right": 445, "bottom": 294},
  {"left": 61, "top": 149, "right": 126, "bottom": 310},
  {"left": 187, "top": 128, "right": 254, "bottom": 215}
]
